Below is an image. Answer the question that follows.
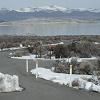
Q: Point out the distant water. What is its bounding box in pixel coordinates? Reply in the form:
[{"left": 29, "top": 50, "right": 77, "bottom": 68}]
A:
[{"left": 0, "top": 22, "right": 100, "bottom": 36}]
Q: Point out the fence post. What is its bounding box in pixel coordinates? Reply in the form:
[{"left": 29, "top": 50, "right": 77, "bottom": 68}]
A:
[
  {"left": 26, "top": 59, "right": 29, "bottom": 73},
  {"left": 36, "top": 59, "right": 38, "bottom": 78},
  {"left": 70, "top": 64, "right": 72, "bottom": 87}
]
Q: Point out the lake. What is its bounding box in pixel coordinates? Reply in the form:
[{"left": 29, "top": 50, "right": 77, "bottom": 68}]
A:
[{"left": 0, "top": 22, "right": 100, "bottom": 36}]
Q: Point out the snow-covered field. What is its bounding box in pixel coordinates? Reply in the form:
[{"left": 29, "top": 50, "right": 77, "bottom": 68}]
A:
[
  {"left": 31, "top": 68, "right": 100, "bottom": 93},
  {"left": 0, "top": 73, "right": 23, "bottom": 92}
]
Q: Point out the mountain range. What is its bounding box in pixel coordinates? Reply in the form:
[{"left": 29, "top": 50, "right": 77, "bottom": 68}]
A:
[{"left": 0, "top": 5, "right": 100, "bottom": 22}]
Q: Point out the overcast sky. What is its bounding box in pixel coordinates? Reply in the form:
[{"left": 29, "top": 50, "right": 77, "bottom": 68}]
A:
[{"left": 0, "top": 0, "right": 100, "bottom": 9}]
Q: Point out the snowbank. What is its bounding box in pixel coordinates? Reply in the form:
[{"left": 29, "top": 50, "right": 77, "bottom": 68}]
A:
[
  {"left": 0, "top": 73, "right": 23, "bottom": 92},
  {"left": 11, "top": 55, "right": 97, "bottom": 62},
  {"left": 65, "top": 57, "right": 97, "bottom": 62},
  {"left": 0, "top": 46, "right": 26, "bottom": 52},
  {"left": 31, "top": 68, "right": 91, "bottom": 85},
  {"left": 94, "top": 42, "right": 100, "bottom": 45},
  {"left": 31, "top": 68, "right": 100, "bottom": 93},
  {"left": 11, "top": 54, "right": 36, "bottom": 59}
]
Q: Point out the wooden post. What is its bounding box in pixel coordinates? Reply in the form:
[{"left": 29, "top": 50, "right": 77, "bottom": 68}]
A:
[
  {"left": 26, "top": 59, "right": 28, "bottom": 73},
  {"left": 70, "top": 64, "right": 72, "bottom": 87},
  {"left": 70, "top": 65, "right": 72, "bottom": 75},
  {"left": 36, "top": 59, "right": 38, "bottom": 79}
]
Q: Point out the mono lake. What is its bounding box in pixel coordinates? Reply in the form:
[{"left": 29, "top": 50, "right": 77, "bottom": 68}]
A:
[{"left": 0, "top": 22, "right": 100, "bottom": 36}]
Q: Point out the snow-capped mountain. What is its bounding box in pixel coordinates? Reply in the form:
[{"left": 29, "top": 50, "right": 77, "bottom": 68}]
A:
[
  {"left": 15, "top": 6, "right": 100, "bottom": 13},
  {"left": 0, "top": 6, "right": 100, "bottom": 22},
  {"left": 73, "top": 8, "right": 100, "bottom": 13},
  {"left": 16, "top": 5, "right": 67, "bottom": 12},
  {"left": 16, "top": 7, "right": 33, "bottom": 12}
]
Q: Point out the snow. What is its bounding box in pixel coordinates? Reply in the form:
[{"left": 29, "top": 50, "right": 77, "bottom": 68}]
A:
[
  {"left": 16, "top": 7, "right": 33, "bottom": 12},
  {"left": 94, "top": 42, "right": 100, "bottom": 44},
  {"left": 0, "top": 73, "right": 23, "bottom": 92},
  {"left": 65, "top": 8, "right": 100, "bottom": 13},
  {"left": 11, "top": 54, "right": 37, "bottom": 59},
  {"left": 16, "top": 5, "right": 67, "bottom": 12},
  {"left": 75, "top": 8, "right": 88, "bottom": 12},
  {"left": 77, "top": 57, "right": 97, "bottom": 62},
  {"left": 38, "top": 5, "right": 67, "bottom": 12},
  {"left": 2, "top": 6, "right": 100, "bottom": 13},
  {"left": 0, "top": 44, "right": 26, "bottom": 52},
  {"left": 64, "top": 57, "right": 97, "bottom": 63},
  {"left": 0, "top": 46, "right": 26, "bottom": 52},
  {"left": 20, "top": 44, "right": 23, "bottom": 48},
  {"left": 16, "top": 6, "right": 100, "bottom": 13},
  {"left": 31, "top": 68, "right": 91, "bottom": 85},
  {"left": 11, "top": 55, "right": 97, "bottom": 62},
  {"left": 31, "top": 68, "right": 100, "bottom": 93},
  {"left": 48, "top": 42, "right": 64, "bottom": 46}
]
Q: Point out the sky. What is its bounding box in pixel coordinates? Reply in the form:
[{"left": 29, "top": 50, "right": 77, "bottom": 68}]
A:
[{"left": 0, "top": 0, "right": 100, "bottom": 10}]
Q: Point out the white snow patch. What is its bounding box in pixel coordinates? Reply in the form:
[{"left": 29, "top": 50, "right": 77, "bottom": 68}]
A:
[
  {"left": 62, "top": 57, "right": 97, "bottom": 63},
  {"left": 16, "top": 7, "right": 33, "bottom": 12},
  {"left": 31, "top": 68, "right": 100, "bottom": 93},
  {"left": 0, "top": 73, "right": 23, "bottom": 92},
  {"left": 48, "top": 42, "right": 64, "bottom": 46},
  {"left": 11, "top": 54, "right": 37, "bottom": 59},
  {"left": 16, "top": 5, "right": 67, "bottom": 12},
  {"left": 39, "top": 5, "right": 67, "bottom": 12},
  {"left": 0, "top": 46, "right": 27, "bottom": 52},
  {"left": 11, "top": 55, "right": 97, "bottom": 62},
  {"left": 94, "top": 42, "right": 100, "bottom": 45}
]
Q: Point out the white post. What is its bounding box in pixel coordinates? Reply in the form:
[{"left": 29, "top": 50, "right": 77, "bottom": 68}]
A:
[
  {"left": 36, "top": 59, "right": 38, "bottom": 79},
  {"left": 70, "top": 64, "right": 72, "bottom": 87},
  {"left": 26, "top": 59, "right": 28, "bottom": 73}
]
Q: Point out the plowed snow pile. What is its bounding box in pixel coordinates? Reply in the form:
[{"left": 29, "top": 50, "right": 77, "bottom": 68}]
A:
[{"left": 0, "top": 73, "right": 23, "bottom": 92}]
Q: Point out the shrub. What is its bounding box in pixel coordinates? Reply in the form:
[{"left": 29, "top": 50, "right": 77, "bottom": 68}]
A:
[
  {"left": 72, "top": 79, "right": 80, "bottom": 87},
  {"left": 79, "top": 61, "right": 94, "bottom": 75},
  {"left": 15, "top": 53, "right": 22, "bottom": 57},
  {"left": 97, "top": 57, "right": 100, "bottom": 70},
  {"left": 27, "top": 47, "right": 34, "bottom": 53},
  {"left": 70, "top": 57, "right": 78, "bottom": 66},
  {"left": 53, "top": 60, "right": 69, "bottom": 73},
  {"left": 54, "top": 45, "right": 70, "bottom": 58}
]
